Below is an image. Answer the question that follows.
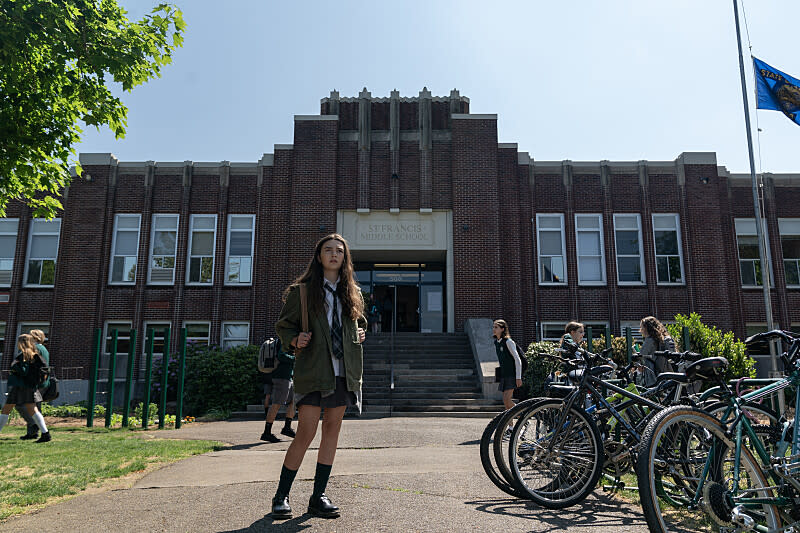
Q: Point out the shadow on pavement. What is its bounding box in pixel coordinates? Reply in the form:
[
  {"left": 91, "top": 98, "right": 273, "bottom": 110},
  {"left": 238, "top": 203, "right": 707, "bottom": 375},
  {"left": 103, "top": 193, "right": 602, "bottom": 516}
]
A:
[
  {"left": 224, "top": 442, "right": 277, "bottom": 451},
  {"left": 218, "top": 513, "right": 314, "bottom": 532},
  {"left": 465, "top": 492, "right": 646, "bottom": 529}
]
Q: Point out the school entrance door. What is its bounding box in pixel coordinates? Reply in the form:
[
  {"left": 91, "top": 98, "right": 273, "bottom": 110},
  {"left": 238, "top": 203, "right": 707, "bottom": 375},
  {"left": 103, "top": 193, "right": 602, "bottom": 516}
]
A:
[{"left": 356, "top": 263, "right": 445, "bottom": 333}]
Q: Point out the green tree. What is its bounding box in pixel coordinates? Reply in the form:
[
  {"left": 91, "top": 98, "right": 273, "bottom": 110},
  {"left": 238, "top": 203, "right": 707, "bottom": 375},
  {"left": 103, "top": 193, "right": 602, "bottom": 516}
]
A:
[{"left": 0, "top": 1, "right": 185, "bottom": 218}]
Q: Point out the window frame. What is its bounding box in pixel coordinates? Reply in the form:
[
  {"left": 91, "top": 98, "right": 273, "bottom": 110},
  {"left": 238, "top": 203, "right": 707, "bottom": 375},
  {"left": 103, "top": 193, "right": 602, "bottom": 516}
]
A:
[
  {"left": 535, "top": 214, "right": 567, "bottom": 285},
  {"left": 183, "top": 321, "right": 211, "bottom": 346},
  {"left": 147, "top": 214, "right": 180, "bottom": 285},
  {"left": 224, "top": 214, "right": 256, "bottom": 286},
  {"left": 613, "top": 213, "right": 646, "bottom": 285},
  {"left": 0, "top": 218, "right": 19, "bottom": 287},
  {"left": 102, "top": 321, "right": 133, "bottom": 381},
  {"left": 221, "top": 321, "right": 250, "bottom": 350},
  {"left": 15, "top": 322, "right": 50, "bottom": 355},
  {"left": 109, "top": 214, "right": 142, "bottom": 285},
  {"left": 735, "top": 218, "right": 773, "bottom": 288},
  {"left": 23, "top": 218, "right": 61, "bottom": 288},
  {"left": 652, "top": 213, "right": 685, "bottom": 285},
  {"left": 186, "top": 214, "right": 217, "bottom": 286},
  {"left": 574, "top": 213, "right": 606, "bottom": 286},
  {"left": 779, "top": 218, "right": 800, "bottom": 289}
]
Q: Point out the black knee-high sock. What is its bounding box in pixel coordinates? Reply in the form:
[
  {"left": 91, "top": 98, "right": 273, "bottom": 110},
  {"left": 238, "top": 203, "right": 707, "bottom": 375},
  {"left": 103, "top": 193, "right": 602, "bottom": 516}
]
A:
[
  {"left": 275, "top": 465, "right": 298, "bottom": 497},
  {"left": 283, "top": 417, "right": 293, "bottom": 428},
  {"left": 264, "top": 407, "right": 270, "bottom": 430},
  {"left": 313, "top": 463, "right": 333, "bottom": 497}
]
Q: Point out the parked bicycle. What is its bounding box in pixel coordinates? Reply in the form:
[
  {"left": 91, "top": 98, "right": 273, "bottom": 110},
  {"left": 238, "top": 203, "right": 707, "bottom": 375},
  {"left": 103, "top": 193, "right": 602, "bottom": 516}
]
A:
[{"left": 635, "top": 329, "right": 800, "bottom": 533}]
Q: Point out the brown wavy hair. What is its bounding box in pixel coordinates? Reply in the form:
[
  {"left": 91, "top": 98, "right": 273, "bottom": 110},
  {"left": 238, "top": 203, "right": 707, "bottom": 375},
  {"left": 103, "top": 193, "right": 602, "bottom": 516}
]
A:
[
  {"left": 640, "top": 316, "right": 668, "bottom": 341},
  {"left": 284, "top": 234, "right": 364, "bottom": 321},
  {"left": 493, "top": 319, "right": 510, "bottom": 339},
  {"left": 17, "top": 334, "right": 38, "bottom": 362}
]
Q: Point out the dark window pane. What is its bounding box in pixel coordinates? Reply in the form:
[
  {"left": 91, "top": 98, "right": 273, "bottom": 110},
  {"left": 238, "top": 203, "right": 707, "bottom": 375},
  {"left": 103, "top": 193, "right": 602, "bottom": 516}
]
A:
[
  {"left": 785, "top": 260, "right": 800, "bottom": 285},
  {"left": 668, "top": 256, "right": 683, "bottom": 283},
  {"left": 738, "top": 236, "right": 760, "bottom": 259},
  {"left": 618, "top": 257, "right": 641, "bottom": 282},
  {"left": 782, "top": 237, "right": 800, "bottom": 260},
  {"left": 656, "top": 257, "right": 669, "bottom": 283},
  {"left": 740, "top": 261, "right": 757, "bottom": 285},
  {"left": 654, "top": 230, "right": 679, "bottom": 255},
  {"left": 26, "top": 260, "right": 41, "bottom": 284},
  {"left": 615, "top": 231, "right": 640, "bottom": 255}
]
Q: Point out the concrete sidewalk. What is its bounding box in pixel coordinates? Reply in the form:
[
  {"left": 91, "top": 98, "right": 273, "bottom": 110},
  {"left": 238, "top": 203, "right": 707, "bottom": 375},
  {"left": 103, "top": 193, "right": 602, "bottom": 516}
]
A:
[{"left": 1, "top": 417, "right": 649, "bottom": 532}]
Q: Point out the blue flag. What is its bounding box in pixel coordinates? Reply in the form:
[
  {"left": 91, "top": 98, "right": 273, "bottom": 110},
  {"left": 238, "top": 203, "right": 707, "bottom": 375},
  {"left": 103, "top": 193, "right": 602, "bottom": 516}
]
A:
[{"left": 753, "top": 57, "right": 800, "bottom": 126}]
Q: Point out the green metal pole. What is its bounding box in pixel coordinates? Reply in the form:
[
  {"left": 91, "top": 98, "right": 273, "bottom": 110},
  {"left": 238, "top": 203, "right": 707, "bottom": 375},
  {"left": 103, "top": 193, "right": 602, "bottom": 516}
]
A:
[
  {"left": 683, "top": 326, "right": 691, "bottom": 351},
  {"left": 159, "top": 328, "right": 171, "bottom": 429},
  {"left": 625, "top": 327, "right": 633, "bottom": 364},
  {"left": 121, "top": 329, "right": 137, "bottom": 428},
  {"left": 586, "top": 326, "right": 593, "bottom": 352},
  {"left": 175, "top": 328, "right": 187, "bottom": 429},
  {"left": 105, "top": 330, "right": 118, "bottom": 428},
  {"left": 605, "top": 327, "right": 611, "bottom": 350},
  {"left": 142, "top": 329, "right": 154, "bottom": 430},
  {"left": 87, "top": 328, "right": 102, "bottom": 428}
]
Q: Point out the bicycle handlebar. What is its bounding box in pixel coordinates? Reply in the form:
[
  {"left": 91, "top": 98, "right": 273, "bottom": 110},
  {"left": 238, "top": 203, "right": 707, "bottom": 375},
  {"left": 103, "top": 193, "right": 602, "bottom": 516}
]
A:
[{"left": 744, "top": 329, "right": 800, "bottom": 345}]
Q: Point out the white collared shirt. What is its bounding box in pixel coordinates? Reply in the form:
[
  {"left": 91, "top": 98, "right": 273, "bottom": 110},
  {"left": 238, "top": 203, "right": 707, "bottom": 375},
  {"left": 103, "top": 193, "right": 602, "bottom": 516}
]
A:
[{"left": 323, "top": 278, "right": 343, "bottom": 377}]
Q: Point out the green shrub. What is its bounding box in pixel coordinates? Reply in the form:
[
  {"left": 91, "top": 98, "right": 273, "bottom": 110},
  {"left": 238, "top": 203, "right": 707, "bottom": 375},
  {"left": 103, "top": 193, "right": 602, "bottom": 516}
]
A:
[
  {"left": 667, "top": 312, "right": 756, "bottom": 380},
  {"left": 182, "top": 343, "right": 262, "bottom": 416},
  {"left": 521, "top": 340, "right": 561, "bottom": 398}
]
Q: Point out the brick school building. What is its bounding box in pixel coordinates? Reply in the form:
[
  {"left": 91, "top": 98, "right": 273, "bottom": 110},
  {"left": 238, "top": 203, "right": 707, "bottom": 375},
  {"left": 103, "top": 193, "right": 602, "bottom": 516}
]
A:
[{"left": 1, "top": 88, "right": 799, "bottom": 387}]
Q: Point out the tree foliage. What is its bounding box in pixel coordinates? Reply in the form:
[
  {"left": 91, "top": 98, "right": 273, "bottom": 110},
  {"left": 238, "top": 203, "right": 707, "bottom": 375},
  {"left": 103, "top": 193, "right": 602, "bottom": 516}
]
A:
[{"left": 0, "top": 1, "right": 185, "bottom": 218}]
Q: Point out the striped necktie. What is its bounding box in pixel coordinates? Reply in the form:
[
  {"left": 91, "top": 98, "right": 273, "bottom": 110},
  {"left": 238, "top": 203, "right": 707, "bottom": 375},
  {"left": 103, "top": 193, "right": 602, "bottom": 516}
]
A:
[{"left": 325, "top": 285, "right": 344, "bottom": 359}]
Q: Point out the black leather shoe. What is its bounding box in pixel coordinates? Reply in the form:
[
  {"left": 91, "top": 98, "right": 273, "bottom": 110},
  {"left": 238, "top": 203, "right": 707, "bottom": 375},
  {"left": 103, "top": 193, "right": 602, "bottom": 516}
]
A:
[
  {"left": 271, "top": 494, "right": 291, "bottom": 519},
  {"left": 280, "top": 426, "right": 296, "bottom": 438},
  {"left": 260, "top": 432, "right": 280, "bottom": 443},
  {"left": 308, "top": 493, "right": 340, "bottom": 518},
  {"left": 35, "top": 432, "right": 51, "bottom": 443}
]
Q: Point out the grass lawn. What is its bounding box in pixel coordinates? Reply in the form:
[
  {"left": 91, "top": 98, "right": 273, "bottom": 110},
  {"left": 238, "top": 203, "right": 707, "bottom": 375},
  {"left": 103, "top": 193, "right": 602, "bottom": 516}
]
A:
[{"left": 0, "top": 425, "right": 223, "bottom": 520}]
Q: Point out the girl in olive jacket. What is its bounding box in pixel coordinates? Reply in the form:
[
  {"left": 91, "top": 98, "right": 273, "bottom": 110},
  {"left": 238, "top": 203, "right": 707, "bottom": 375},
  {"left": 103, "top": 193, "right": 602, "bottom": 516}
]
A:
[{"left": 271, "top": 234, "right": 367, "bottom": 520}]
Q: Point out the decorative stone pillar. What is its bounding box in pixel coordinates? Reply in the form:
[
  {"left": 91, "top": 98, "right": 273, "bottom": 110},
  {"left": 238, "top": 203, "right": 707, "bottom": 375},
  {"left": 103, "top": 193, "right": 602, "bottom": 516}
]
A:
[
  {"left": 419, "top": 87, "right": 432, "bottom": 212},
  {"left": 358, "top": 87, "right": 371, "bottom": 212}
]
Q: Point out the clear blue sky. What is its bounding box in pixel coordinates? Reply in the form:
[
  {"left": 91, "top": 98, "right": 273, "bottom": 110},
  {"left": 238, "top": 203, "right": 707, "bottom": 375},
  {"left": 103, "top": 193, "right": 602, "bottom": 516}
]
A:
[{"left": 76, "top": 0, "right": 800, "bottom": 173}]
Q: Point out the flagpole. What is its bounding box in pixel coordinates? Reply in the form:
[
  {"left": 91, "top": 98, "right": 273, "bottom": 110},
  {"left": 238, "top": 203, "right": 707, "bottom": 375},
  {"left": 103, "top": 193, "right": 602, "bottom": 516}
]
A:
[{"left": 732, "top": 0, "right": 777, "bottom": 375}]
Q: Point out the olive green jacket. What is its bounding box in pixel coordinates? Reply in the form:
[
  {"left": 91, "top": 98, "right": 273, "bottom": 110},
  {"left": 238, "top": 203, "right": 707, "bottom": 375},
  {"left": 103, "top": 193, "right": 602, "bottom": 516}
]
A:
[{"left": 275, "top": 284, "right": 367, "bottom": 395}]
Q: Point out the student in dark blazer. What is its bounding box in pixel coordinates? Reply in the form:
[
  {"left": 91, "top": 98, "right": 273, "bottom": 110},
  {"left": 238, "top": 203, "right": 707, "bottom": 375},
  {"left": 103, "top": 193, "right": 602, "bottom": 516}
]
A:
[{"left": 271, "top": 234, "right": 367, "bottom": 520}]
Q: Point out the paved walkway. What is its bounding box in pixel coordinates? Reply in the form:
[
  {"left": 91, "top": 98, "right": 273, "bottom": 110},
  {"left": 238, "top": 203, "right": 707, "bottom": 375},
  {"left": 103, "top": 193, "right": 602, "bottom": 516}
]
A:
[{"left": 2, "top": 417, "right": 649, "bottom": 532}]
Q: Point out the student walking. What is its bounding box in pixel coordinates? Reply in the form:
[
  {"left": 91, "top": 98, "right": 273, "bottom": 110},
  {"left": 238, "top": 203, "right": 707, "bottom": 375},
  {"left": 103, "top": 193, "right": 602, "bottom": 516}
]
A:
[
  {"left": 17, "top": 329, "right": 49, "bottom": 440},
  {"left": 261, "top": 349, "right": 296, "bottom": 443},
  {"left": 492, "top": 320, "right": 523, "bottom": 414},
  {"left": 638, "top": 316, "right": 676, "bottom": 385},
  {"left": 271, "top": 234, "right": 367, "bottom": 520},
  {"left": 0, "top": 334, "right": 51, "bottom": 442}
]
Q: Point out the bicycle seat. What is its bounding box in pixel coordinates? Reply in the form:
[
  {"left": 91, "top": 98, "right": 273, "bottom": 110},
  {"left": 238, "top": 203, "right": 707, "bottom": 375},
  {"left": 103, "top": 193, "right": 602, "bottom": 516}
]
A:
[
  {"left": 655, "top": 372, "right": 688, "bottom": 384},
  {"left": 547, "top": 384, "right": 577, "bottom": 398},
  {"left": 567, "top": 365, "right": 614, "bottom": 380},
  {"left": 684, "top": 357, "right": 728, "bottom": 381}
]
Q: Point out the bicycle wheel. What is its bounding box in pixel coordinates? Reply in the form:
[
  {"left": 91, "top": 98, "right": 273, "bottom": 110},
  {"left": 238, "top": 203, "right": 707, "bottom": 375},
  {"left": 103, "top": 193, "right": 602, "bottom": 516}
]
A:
[
  {"left": 637, "top": 405, "right": 780, "bottom": 533},
  {"left": 492, "top": 397, "right": 547, "bottom": 492},
  {"left": 479, "top": 409, "right": 526, "bottom": 498},
  {"left": 508, "top": 399, "right": 604, "bottom": 509}
]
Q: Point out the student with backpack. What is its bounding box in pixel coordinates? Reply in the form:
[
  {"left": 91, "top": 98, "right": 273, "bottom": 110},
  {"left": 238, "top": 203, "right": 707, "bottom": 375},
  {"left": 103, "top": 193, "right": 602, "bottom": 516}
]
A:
[
  {"left": 492, "top": 319, "right": 523, "bottom": 414},
  {"left": 261, "top": 347, "right": 296, "bottom": 443},
  {"left": 0, "top": 334, "right": 51, "bottom": 442},
  {"left": 270, "top": 234, "right": 367, "bottom": 520},
  {"left": 638, "top": 316, "right": 676, "bottom": 384},
  {"left": 17, "top": 329, "right": 50, "bottom": 440}
]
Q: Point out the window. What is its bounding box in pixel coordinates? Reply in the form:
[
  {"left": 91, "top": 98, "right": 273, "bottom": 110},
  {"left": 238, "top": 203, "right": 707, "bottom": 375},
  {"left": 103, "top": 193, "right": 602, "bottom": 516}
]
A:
[
  {"left": 187, "top": 215, "right": 216, "bottom": 285},
  {"left": 745, "top": 324, "right": 771, "bottom": 365},
  {"left": 148, "top": 214, "right": 179, "bottom": 284},
  {"left": 575, "top": 214, "right": 605, "bottom": 284},
  {"left": 582, "top": 322, "right": 610, "bottom": 342},
  {"left": 14, "top": 322, "right": 49, "bottom": 358},
  {"left": 620, "top": 321, "right": 645, "bottom": 343},
  {"left": 185, "top": 322, "right": 210, "bottom": 346},
  {"left": 109, "top": 214, "right": 141, "bottom": 284},
  {"left": 541, "top": 322, "right": 566, "bottom": 341},
  {"left": 25, "top": 218, "right": 61, "bottom": 287},
  {"left": 736, "top": 218, "right": 772, "bottom": 287},
  {"left": 0, "top": 219, "right": 19, "bottom": 286},
  {"left": 225, "top": 214, "right": 255, "bottom": 285},
  {"left": 536, "top": 214, "right": 566, "bottom": 284},
  {"left": 613, "top": 214, "right": 645, "bottom": 284},
  {"left": 221, "top": 322, "right": 249, "bottom": 350},
  {"left": 103, "top": 321, "right": 132, "bottom": 380},
  {"left": 652, "top": 214, "right": 684, "bottom": 284},
  {"left": 142, "top": 322, "right": 171, "bottom": 376},
  {"left": 779, "top": 219, "right": 800, "bottom": 287},
  {"left": 0, "top": 321, "right": 5, "bottom": 361}
]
